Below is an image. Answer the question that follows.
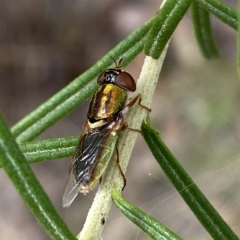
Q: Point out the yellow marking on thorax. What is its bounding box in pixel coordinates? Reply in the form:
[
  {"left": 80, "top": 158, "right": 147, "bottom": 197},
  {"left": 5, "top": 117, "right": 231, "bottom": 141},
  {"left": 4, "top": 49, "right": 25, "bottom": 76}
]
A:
[{"left": 94, "top": 84, "right": 126, "bottom": 119}]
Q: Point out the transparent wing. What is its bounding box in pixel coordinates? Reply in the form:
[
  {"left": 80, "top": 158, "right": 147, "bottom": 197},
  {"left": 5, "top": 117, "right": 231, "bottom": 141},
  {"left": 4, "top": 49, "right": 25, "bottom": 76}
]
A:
[
  {"left": 62, "top": 170, "right": 79, "bottom": 208},
  {"left": 62, "top": 124, "right": 111, "bottom": 207}
]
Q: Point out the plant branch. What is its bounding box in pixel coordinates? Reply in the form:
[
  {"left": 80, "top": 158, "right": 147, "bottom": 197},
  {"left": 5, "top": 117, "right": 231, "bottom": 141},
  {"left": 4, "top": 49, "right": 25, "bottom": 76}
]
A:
[{"left": 78, "top": 2, "right": 170, "bottom": 239}]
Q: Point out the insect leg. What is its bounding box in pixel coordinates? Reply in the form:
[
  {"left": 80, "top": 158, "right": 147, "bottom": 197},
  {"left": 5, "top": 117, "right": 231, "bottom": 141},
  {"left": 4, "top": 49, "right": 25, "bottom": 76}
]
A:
[
  {"left": 126, "top": 93, "right": 151, "bottom": 112},
  {"left": 120, "top": 121, "right": 142, "bottom": 134},
  {"left": 115, "top": 142, "right": 126, "bottom": 190}
]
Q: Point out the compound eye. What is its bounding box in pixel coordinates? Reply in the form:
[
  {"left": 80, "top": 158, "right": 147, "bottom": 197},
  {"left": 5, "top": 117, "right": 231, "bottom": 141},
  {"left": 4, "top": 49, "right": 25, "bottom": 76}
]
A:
[
  {"left": 115, "top": 71, "right": 136, "bottom": 92},
  {"left": 97, "top": 71, "right": 106, "bottom": 85}
]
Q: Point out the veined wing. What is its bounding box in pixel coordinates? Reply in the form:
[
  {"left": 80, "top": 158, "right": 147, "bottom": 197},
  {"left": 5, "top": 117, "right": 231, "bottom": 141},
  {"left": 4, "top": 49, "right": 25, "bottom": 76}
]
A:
[
  {"left": 62, "top": 124, "right": 112, "bottom": 208},
  {"left": 86, "top": 131, "right": 118, "bottom": 191}
]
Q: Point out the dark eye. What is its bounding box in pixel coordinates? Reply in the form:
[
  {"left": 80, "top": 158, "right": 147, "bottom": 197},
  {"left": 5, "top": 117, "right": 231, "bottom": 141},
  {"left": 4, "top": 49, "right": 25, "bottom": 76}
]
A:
[
  {"left": 97, "top": 71, "right": 106, "bottom": 85},
  {"left": 115, "top": 71, "right": 136, "bottom": 92}
]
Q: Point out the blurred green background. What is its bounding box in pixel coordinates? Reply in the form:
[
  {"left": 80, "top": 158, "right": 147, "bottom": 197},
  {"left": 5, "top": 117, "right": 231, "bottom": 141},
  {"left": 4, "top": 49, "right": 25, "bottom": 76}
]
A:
[{"left": 0, "top": 0, "right": 239, "bottom": 239}]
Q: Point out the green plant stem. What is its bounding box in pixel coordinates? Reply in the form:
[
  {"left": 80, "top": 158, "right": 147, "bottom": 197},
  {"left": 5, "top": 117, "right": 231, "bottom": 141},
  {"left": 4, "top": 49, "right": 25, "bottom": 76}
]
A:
[
  {"left": 195, "top": 0, "right": 237, "bottom": 30},
  {"left": 11, "top": 17, "right": 155, "bottom": 143},
  {"left": 141, "top": 117, "right": 239, "bottom": 240},
  {"left": 0, "top": 113, "right": 76, "bottom": 240}
]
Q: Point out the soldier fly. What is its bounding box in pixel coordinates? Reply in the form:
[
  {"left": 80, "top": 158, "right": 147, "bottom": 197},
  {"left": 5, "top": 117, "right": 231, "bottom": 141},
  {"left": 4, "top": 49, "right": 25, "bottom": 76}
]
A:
[{"left": 62, "top": 58, "right": 144, "bottom": 208}]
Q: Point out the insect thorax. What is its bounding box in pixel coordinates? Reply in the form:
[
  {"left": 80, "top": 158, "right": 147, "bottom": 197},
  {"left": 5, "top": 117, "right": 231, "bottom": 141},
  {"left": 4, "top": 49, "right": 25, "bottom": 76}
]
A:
[{"left": 87, "top": 83, "right": 127, "bottom": 122}]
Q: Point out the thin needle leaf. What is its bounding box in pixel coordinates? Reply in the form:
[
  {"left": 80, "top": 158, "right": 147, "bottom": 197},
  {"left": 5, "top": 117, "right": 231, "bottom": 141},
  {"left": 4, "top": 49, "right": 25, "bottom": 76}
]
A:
[
  {"left": 141, "top": 116, "right": 238, "bottom": 240},
  {"left": 11, "top": 17, "right": 155, "bottom": 143},
  {"left": 0, "top": 137, "right": 78, "bottom": 167},
  {"left": 19, "top": 136, "right": 78, "bottom": 163},
  {"left": 144, "top": 0, "right": 192, "bottom": 59},
  {"left": 195, "top": 0, "right": 237, "bottom": 30},
  {"left": 0, "top": 113, "right": 76, "bottom": 240},
  {"left": 112, "top": 188, "right": 183, "bottom": 240},
  {"left": 191, "top": 2, "right": 219, "bottom": 58}
]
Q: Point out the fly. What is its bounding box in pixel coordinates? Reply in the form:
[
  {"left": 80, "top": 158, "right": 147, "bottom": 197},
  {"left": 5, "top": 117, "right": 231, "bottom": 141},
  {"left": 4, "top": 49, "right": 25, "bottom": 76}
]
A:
[{"left": 62, "top": 57, "right": 142, "bottom": 208}]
